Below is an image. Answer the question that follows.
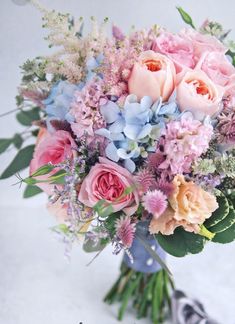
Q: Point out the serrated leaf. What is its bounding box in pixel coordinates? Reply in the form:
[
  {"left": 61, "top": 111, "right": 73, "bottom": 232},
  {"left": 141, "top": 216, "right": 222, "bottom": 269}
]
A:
[
  {"left": 176, "top": 6, "right": 195, "bottom": 29},
  {"left": 13, "top": 133, "right": 23, "bottom": 149},
  {"left": 209, "top": 207, "right": 235, "bottom": 233},
  {"left": 16, "top": 107, "right": 40, "bottom": 126},
  {"left": 205, "top": 193, "right": 230, "bottom": 228},
  {"left": 23, "top": 185, "right": 43, "bottom": 198},
  {"left": 156, "top": 227, "right": 205, "bottom": 257},
  {"left": 212, "top": 222, "right": 235, "bottom": 244},
  {"left": 0, "top": 144, "right": 35, "bottom": 179},
  {"left": 0, "top": 138, "right": 12, "bottom": 155}
]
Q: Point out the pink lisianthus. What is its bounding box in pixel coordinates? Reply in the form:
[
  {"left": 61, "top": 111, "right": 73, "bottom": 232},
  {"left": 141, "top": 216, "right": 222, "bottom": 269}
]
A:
[
  {"left": 158, "top": 115, "right": 213, "bottom": 175},
  {"left": 180, "top": 28, "right": 227, "bottom": 61},
  {"left": 128, "top": 50, "right": 176, "bottom": 102},
  {"left": 30, "top": 130, "right": 77, "bottom": 195},
  {"left": 176, "top": 69, "right": 224, "bottom": 120},
  {"left": 78, "top": 157, "right": 139, "bottom": 216},
  {"left": 196, "top": 51, "right": 235, "bottom": 87},
  {"left": 152, "top": 31, "right": 195, "bottom": 72}
]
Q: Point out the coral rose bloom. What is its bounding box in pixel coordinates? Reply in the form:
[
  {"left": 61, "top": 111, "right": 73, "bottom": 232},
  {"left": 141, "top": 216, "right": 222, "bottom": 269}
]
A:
[
  {"left": 150, "top": 175, "right": 218, "bottom": 235},
  {"left": 177, "top": 70, "right": 223, "bottom": 120},
  {"left": 128, "top": 50, "right": 176, "bottom": 102},
  {"left": 78, "top": 157, "right": 139, "bottom": 216}
]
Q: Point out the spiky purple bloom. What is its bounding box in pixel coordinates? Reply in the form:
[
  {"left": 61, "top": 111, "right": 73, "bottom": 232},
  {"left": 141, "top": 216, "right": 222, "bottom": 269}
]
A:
[
  {"left": 142, "top": 190, "right": 168, "bottom": 219},
  {"left": 115, "top": 216, "right": 136, "bottom": 248},
  {"left": 216, "top": 111, "right": 235, "bottom": 144},
  {"left": 134, "top": 168, "right": 156, "bottom": 195}
]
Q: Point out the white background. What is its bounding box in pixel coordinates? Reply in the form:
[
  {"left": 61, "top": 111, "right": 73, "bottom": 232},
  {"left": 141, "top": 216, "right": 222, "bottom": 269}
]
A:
[{"left": 0, "top": 1, "right": 235, "bottom": 323}]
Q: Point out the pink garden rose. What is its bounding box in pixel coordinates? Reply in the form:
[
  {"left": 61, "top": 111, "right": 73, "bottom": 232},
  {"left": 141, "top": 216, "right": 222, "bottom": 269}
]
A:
[
  {"left": 176, "top": 70, "right": 224, "bottom": 120},
  {"left": 30, "top": 130, "right": 77, "bottom": 194},
  {"left": 152, "top": 32, "right": 195, "bottom": 72},
  {"left": 128, "top": 50, "right": 176, "bottom": 102},
  {"left": 180, "top": 28, "right": 226, "bottom": 60},
  {"left": 78, "top": 157, "right": 139, "bottom": 216},
  {"left": 196, "top": 51, "right": 235, "bottom": 87}
]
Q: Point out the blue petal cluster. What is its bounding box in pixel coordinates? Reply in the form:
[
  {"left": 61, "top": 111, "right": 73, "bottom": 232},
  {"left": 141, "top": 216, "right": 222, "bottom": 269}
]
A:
[{"left": 96, "top": 94, "right": 180, "bottom": 172}]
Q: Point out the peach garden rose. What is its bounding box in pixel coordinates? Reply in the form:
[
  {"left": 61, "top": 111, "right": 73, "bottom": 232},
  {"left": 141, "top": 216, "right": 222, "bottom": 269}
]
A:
[
  {"left": 176, "top": 69, "right": 224, "bottom": 120},
  {"left": 149, "top": 175, "right": 218, "bottom": 235},
  {"left": 128, "top": 50, "right": 176, "bottom": 102}
]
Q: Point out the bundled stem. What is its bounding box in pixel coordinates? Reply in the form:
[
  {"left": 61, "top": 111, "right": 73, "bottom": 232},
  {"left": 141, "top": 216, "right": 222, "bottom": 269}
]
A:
[{"left": 104, "top": 262, "right": 174, "bottom": 323}]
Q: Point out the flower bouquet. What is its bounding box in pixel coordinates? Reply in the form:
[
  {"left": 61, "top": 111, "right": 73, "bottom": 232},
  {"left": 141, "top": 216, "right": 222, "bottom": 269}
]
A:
[{"left": 1, "top": 1, "right": 235, "bottom": 323}]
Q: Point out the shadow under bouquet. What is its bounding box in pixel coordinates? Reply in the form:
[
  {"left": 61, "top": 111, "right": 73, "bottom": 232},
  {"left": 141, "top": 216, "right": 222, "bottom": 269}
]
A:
[{"left": 1, "top": 2, "right": 235, "bottom": 323}]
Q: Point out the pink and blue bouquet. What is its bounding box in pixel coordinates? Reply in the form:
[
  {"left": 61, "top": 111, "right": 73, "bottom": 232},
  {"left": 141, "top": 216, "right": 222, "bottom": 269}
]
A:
[{"left": 1, "top": 2, "right": 235, "bottom": 323}]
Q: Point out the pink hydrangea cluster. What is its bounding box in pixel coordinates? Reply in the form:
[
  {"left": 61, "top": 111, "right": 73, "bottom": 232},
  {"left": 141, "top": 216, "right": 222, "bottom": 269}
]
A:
[
  {"left": 158, "top": 115, "right": 213, "bottom": 175},
  {"left": 70, "top": 78, "right": 106, "bottom": 140}
]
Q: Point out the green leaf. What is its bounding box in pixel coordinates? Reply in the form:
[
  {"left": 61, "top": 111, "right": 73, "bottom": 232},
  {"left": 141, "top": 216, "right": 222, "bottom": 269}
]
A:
[
  {"left": 31, "top": 164, "right": 55, "bottom": 177},
  {"left": 176, "top": 6, "right": 195, "bottom": 29},
  {"left": 205, "top": 193, "right": 230, "bottom": 228},
  {"left": 23, "top": 185, "right": 43, "bottom": 198},
  {"left": 83, "top": 235, "right": 108, "bottom": 253},
  {"left": 13, "top": 133, "right": 23, "bottom": 149},
  {"left": 212, "top": 222, "right": 235, "bottom": 244},
  {"left": 104, "top": 212, "right": 122, "bottom": 237},
  {"left": 16, "top": 107, "right": 40, "bottom": 126},
  {"left": 156, "top": 227, "right": 205, "bottom": 257},
  {"left": 0, "top": 144, "right": 35, "bottom": 179},
  {"left": 209, "top": 207, "right": 235, "bottom": 233},
  {"left": 0, "top": 138, "right": 12, "bottom": 155}
]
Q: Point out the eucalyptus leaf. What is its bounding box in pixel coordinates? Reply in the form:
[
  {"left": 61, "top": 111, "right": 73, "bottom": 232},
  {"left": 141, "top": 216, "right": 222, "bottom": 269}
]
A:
[
  {"left": 16, "top": 107, "right": 40, "bottom": 126},
  {"left": 156, "top": 227, "right": 205, "bottom": 258},
  {"left": 13, "top": 133, "right": 23, "bottom": 149},
  {"left": 176, "top": 7, "right": 195, "bottom": 29},
  {"left": 23, "top": 185, "right": 43, "bottom": 198},
  {"left": 0, "top": 144, "right": 35, "bottom": 179},
  {"left": 0, "top": 138, "right": 12, "bottom": 155},
  {"left": 83, "top": 235, "right": 108, "bottom": 253}
]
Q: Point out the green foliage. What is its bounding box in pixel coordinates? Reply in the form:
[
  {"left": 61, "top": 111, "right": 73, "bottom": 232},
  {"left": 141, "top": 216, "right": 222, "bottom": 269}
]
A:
[
  {"left": 13, "top": 133, "right": 23, "bottom": 149},
  {"left": 103, "top": 212, "right": 122, "bottom": 238},
  {"left": 156, "top": 227, "right": 205, "bottom": 257},
  {"left": 93, "top": 199, "right": 114, "bottom": 218},
  {"left": 0, "top": 145, "right": 35, "bottom": 179},
  {"left": 31, "top": 164, "right": 55, "bottom": 177},
  {"left": 204, "top": 193, "right": 230, "bottom": 228},
  {"left": 209, "top": 207, "right": 235, "bottom": 233},
  {"left": 212, "top": 222, "right": 235, "bottom": 243},
  {"left": 176, "top": 7, "right": 195, "bottom": 29},
  {"left": 23, "top": 185, "right": 43, "bottom": 198},
  {"left": 16, "top": 107, "right": 40, "bottom": 126},
  {"left": 83, "top": 234, "right": 109, "bottom": 253},
  {"left": 0, "top": 138, "right": 12, "bottom": 155}
]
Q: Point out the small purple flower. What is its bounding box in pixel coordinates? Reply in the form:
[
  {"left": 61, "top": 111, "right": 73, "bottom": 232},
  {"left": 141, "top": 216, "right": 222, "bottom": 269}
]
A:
[{"left": 115, "top": 216, "right": 136, "bottom": 248}]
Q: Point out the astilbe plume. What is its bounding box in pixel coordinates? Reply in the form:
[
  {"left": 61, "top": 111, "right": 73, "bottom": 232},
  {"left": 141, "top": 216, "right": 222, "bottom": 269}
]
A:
[
  {"left": 142, "top": 190, "right": 168, "bottom": 219},
  {"left": 115, "top": 216, "right": 136, "bottom": 248}
]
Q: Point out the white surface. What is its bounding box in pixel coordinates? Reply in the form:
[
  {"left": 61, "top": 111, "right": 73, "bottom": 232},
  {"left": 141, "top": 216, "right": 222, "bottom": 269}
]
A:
[{"left": 0, "top": 1, "right": 235, "bottom": 323}]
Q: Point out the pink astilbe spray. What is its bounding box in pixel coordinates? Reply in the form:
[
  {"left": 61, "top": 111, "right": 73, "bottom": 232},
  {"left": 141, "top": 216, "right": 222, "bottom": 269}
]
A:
[
  {"left": 115, "top": 216, "right": 136, "bottom": 248},
  {"left": 142, "top": 190, "right": 168, "bottom": 219},
  {"left": 134, "top": 168, "right": 156, "bottom": 196}
]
